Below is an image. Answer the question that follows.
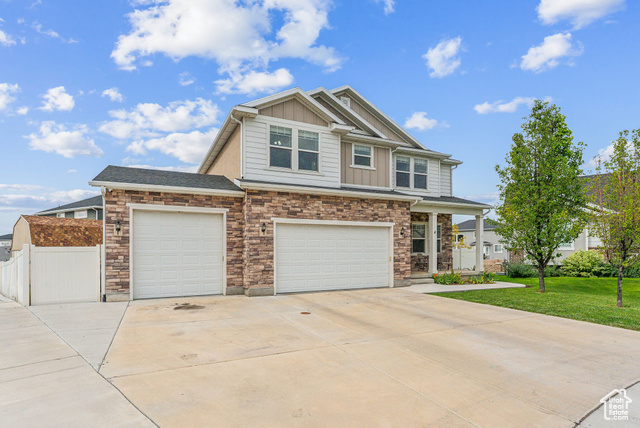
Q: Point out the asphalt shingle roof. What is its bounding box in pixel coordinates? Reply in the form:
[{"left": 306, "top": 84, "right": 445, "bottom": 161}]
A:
[
  {"left": 38, "top": 195, "right": 103, "bottom": 214},
  {"left": 455, "top": 218, "right": 499, "bottom": 231},
  {"left": 92, "top": 165, "right": 242, "bottom": 192},
  {"left": 0, "top": 234, "right": 12, "bottom": 240}
]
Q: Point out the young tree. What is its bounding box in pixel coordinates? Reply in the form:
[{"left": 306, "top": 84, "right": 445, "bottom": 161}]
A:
[
  {"left": 495, "top": 101, "right": 587, "bottom": 292},
  {"left": 590, "top": 129, "right": 640, "bottom": 307}
]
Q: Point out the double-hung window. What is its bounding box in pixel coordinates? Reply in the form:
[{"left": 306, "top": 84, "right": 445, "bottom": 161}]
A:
[
  {"left": 494, "top": 244, "right": 503, "bottom": 253},
  {"left": 353, "top": 144, "right": 373, "bottom": 167},
  {"left": 414, "top": 158, "right": 428, "bottom": 189},
  {"left": 298, "top": 130, "right": 319, "bottom": 171},
  {"left": 396, "top": 156, "right": 411, "bottom": 188},
  {"left": 412, "top": 223, "right": 442, "bottom": 254},
  {"left": 412, "top": 224, "right": 426, "bottom": 253},
  {"left": 269, "top": 126, "right": 293, "bottom": 169}
]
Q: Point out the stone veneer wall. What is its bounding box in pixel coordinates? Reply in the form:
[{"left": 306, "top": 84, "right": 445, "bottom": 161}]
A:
[
  {"left": 410, "top": 212, "right": 453, "bottom": 272},
  {"left": 103, "top": 189, "right": 244, "bottom": 301},
  {"left": 242, "top": 190, "right": 412, "bottom": 295}
]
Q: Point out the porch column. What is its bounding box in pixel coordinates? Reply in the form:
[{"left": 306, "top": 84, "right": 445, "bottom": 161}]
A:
[
  {"left": 428, "top": 212, "right": 438, "bottom": 274},
  {"left": 475, "top": 214, "right": 484, "bottom": 272}
]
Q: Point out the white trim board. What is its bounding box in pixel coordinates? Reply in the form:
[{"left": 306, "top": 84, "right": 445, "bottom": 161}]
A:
[{"left": 90, "top": 181, "right": 246, "bottom": 198}]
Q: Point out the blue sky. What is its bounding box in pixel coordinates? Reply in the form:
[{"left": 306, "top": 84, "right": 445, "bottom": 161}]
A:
[{"left": 0, "top": 0, "right": 638, "bottom": 233}]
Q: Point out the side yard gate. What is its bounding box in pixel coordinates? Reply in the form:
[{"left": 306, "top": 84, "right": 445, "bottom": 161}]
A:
[{"left": 0, "top": 244, "right": 102, "bottom": 306}]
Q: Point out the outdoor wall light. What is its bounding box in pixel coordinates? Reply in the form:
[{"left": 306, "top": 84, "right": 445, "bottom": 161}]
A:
[
  {"left": 400, "top": 227, "right": 405, "bottom": 236},
  {"left": 261, "top": 222, "right": 267, "bottom": 233},
  {"left": 115, "top": 220, "right": 121, "bottom": 233}
]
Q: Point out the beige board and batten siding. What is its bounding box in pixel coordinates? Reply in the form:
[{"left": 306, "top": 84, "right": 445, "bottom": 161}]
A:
[
  {"left": 207, "top": 126, "right": 241, "bottom": 181},
  {"left": 259, "top": 98, "right": 328, "bottom": 127},
  {"left": 339, "top": 95, "right": 405, "bottom": 142},
  {"left": 243, "top": 116, "right": 341, "bottom": 188},
  {"left": 341, "top": 142, "right": 390, "bottom": 188},
  {"left": 313, "top": 97, "right": 361, "bottom": 130}
]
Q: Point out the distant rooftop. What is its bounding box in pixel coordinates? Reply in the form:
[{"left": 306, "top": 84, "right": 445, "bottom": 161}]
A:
[{"left": 38, "top": 195, "right": 103, "bottom": 215}]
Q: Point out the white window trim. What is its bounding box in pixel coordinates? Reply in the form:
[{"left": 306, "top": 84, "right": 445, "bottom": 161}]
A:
[
  {"left": 559, "top": 241, "right": 575, "bottom": 250},
  {"left": 395, "top": 156, "right": 429, "bottom": 190},
  {"left": 483, "top": 245, "right": 491, "bottom": 256},
  {"left": 436, "top": 224, "right": 442, "bottom": 254},
  {"left": 266, "top": 125, "right": 323, "bottom": 174},
  {"left": 351, "top": 143, "right": 375, "bottom": 170},
  {"left": 298, "top": 130, "right": 320, "bottom": 173},
  {"left": 411, "top": 222, "right": 427, "bottom": 255},
  {"left": 494, "top": 244, "right": 503, "bottom": 253}
]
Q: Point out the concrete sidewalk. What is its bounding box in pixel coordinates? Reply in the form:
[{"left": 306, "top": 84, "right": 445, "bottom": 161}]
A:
[
  {"left": 405, "top": 280, "right": 526, "bottom": 293},
  {"left": 0, "top": 297, "right": 154, "bottom": 427}
]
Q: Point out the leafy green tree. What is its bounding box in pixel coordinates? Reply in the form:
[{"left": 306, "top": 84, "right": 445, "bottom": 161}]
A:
[
  {"left": 590, "top": 129, "right": 640, "bottom": 307},
  {"left": 495, "top": 101, "right": 587, "bottom": 292}
]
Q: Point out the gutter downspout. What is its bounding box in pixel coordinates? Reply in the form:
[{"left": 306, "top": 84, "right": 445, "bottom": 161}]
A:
[{"left": 101, "top": 187, "right": 106, "bottom": 302}]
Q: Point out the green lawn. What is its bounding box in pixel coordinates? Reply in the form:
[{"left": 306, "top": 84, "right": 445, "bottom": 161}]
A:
[{"left": 433, "top": 277, "right": 640, "bottom": 331}]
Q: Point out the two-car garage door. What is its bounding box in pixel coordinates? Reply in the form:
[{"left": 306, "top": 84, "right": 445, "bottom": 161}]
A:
[
  {"left": 132, "top": 210, "right": 224, "bottom": 299},
  {"left": 275, "top": 222, "right": 392, "bottom": 293}
]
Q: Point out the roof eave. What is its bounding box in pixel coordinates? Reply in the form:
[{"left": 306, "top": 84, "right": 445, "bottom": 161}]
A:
[{"left": 88, "top": 181, "right": 245, "bottom": 198}]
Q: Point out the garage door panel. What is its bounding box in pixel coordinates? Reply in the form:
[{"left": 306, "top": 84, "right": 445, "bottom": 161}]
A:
[
  {"left": 275, "top": 223, "right": 391, "bottom": 294},
  {"left": 132, "top": 210, "right": 224, "bottom": 299}
]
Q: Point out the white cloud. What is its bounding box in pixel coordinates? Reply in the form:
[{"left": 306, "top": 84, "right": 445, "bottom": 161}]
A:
[
  {"left": 32, "top": 21, "right": 78, "bottom": 43},
  {"left": 520, "top": 32, "right": 583, "bottom": 73},
  {"left": 423, "top": 36, "right": 463, "bottom": 78},
  {"left": 0, "top": 83, "right": 19, "bottom": 111},
  {"left": 0, "top": 184, "right": 45, "bottom": 191},
  {"left": 463, "top": 192, "right": 501, "bottom": 204},
  {"left": 587, "top": 140, "right": 634, "bottom": 167},
  {"left": 16, "top": 106, "right": 28, "bottom": 115},
  {"left": 178, "top": 71, "right": 195, "bottom": 86},
  {"left": 215, "top": 68, "right": 294, "bottom": 94},
  {"left": 126, "top": 129, "right": 218, "bottom": 164},
  {"left": 99, "top": 98, "right": 220, "bottom": 140},
  {"left": 40, "top": 86, "right": 75, "bottom": 111},
  {"left": 111, "top": 0, "right": 341, "bottom": 94},
  {"left": 474, "top": 97, "right": 542, "bottom": 114},
  {"left": 26, "top": 121, "right": 104, "bottom": 158},
  {"left": 102, "top": 87, "right": 124, "bottom": 102},
  {"left": 403, "top": 112, "right": 446, "bottom": 131},
  {"left": 538, "top": 0, "right": 625, "bottom": 29},
  {"left": 375, "top": 0, "right": 395, "bottom": 15},
  {"left": 0, "top": 29, "right": 16, "bottom": 46}
]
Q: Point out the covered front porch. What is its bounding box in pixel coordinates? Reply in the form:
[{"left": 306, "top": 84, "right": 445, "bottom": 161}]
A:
[{"left": 409, "top": 197, "right": 491, "bottom": 278}]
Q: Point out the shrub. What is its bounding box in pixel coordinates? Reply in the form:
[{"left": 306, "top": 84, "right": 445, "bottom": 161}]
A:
[
  {"left": 433, "top": 272, "right": 462, "bottom": 285},
  {"left": 481, "top": 272, "right": 497, "bottom": 283},
  {"left": 561, "top": 250, "right": 608, "bottom": 277},
  {"left": 544, "top": 265, "right": 563, "bottom": 277},
  {"left": 506, "top": 263, "right": 536, "bottom": 278}
]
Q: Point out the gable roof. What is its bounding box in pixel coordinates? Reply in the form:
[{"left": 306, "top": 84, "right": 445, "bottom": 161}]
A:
[
  {"left": 90, "top": 166, "right": 244, "bottom": 196},
  {"left": 456, "top": 218, "right": 498, "bottom": 231},
  {"left": 20, "top": 215, "right": 103, "bottom": 247},
  {"left": 37, "top": 195, "right": 103, "bottom": 215},
  {"left": 330, "top": 85, "right": 426, "bottom": 149}
]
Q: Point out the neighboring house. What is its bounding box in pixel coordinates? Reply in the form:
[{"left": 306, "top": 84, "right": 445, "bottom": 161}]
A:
[
  {"left": 36, "top": 195, "right": 103, "bottom": 220},
  {"left": 90, "top": 85, "right": 490, "bottom": 302},
  {"left": 11, "top": 216, "right": 102, "bottom": 255},
  {"left": 0, "top": 234, "right": 11, "bottom": 262},
  {"left": 455, "top": 218, "right": 508, "bottom": 261}
]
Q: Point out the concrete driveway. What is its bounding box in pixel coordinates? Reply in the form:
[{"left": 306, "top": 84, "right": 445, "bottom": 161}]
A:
[{"left": 100, "top": 289, "right": 640, "bottom": 427}]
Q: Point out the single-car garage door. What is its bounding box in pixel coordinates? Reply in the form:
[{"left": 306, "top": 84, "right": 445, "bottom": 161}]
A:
[
  {"left": 275, "top": 222, "right": 392, "bottom": 293},
  {"left": 132, "top": 210, "right": 224, "bottom": 299}
]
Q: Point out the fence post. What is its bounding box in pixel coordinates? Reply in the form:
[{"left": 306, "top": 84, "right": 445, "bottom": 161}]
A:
[
  {"left": 98, "top": 244, "right": 104, "bottom": 302},
  {"left": 21, "top": 244, "right": 31, "bottom": 306}
]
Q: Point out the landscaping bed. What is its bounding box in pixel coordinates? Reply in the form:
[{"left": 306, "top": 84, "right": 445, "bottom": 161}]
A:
[{"left": 432, "top": 277, "right": 640, "bottom": 331}]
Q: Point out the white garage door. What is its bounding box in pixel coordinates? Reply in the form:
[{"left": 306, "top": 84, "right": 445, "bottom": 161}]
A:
[
  {"left": 275, "top": 222, "right": 391, "bottom": 294},
  {"left": 132, "top": 210, "right": 224, "bottom": 299}
]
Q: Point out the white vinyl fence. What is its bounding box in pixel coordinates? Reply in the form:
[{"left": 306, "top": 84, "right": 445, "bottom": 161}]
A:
[
  {"left": 452, "top": 247, "right": 476, "bottom": 271},
  {"left": 0, "top": 244, "right": 102, "bottom": 306}
]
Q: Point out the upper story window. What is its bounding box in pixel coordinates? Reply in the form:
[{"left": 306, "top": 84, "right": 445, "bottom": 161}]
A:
[
  {"left": 414, "top": 158, "right": 428, "bottom": 189},
  {"left": 269, "top": 126, "right": 293, "bottom": 169},
  {"left": 395, "top": 156, "right": 428, "bottom": 190},
  {"left": 353, "top": 144, "right": 373, "bottom": 168},
  {"left": 298, "top": 130, "right": 319, "bottom": 172},
  {"left": 396, "top": 156, "right": 411, "bottom": 188}
]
